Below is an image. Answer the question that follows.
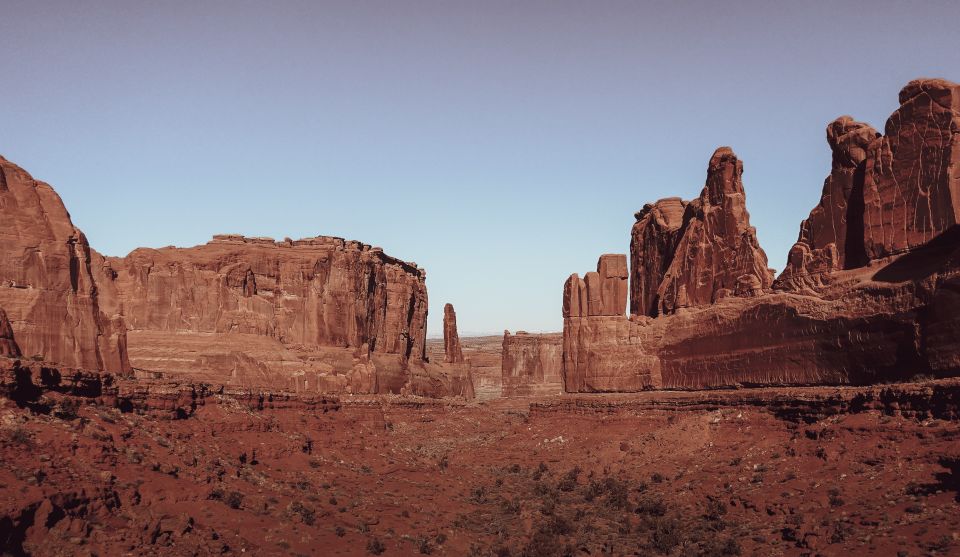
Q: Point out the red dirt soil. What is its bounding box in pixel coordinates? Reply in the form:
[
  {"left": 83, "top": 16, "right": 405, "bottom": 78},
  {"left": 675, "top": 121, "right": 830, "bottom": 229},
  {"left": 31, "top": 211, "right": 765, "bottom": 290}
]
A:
[{"left": 2, "top": 368, "right": 959, "bottom": 556}]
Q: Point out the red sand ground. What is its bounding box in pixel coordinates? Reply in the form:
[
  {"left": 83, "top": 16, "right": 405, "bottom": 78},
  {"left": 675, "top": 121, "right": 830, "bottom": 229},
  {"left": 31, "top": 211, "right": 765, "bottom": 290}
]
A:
[{"left": 2, "top": 381, "right": 959, "bottom": 556}]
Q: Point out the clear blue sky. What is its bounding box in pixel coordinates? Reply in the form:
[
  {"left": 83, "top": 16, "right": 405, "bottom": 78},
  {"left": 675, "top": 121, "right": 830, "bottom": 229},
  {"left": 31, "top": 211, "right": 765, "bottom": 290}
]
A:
[{"left": 2, "top": 1, "right": 959, "bottom": 336}]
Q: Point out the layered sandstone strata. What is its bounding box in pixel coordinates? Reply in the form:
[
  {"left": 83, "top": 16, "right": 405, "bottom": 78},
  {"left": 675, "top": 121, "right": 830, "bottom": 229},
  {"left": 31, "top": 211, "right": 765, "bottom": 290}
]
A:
[
  {"left": 563, "top": 78, "right": 960, "bottom": 392},
  {"left": 0, "top": 155, "right": 472, "bottom": 397},
  {"left": 500, "top": 331, "right": 563, "bottom": 397},
  {"left": 107, "top": 234, "right": 431, "bottom": 393},
  {"left": 0, "top": 157, "right": 130, "bottom": 373}
]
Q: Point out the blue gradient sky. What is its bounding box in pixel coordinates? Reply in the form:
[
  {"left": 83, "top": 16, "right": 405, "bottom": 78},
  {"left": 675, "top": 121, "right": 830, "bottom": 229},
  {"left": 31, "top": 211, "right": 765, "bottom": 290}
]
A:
[{"left": 2, "top": 1, "right": 959, "bottom": 336}]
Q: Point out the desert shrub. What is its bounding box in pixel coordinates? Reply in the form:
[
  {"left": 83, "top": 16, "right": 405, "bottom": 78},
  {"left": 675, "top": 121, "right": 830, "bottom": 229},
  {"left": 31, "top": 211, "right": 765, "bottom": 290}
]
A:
[
  {"left": 605, "top": 478, "right": 630, "bottom": 510},
  {"left": 289, "top": 500, "right": 316, "bottom": 525},
  {"left": 828, "top": 487, "right": 844, "bottom": 507},
  {"left": 830, "top": 520, "right": 853, "bottom": 543},
  {"left": 226, "top": 491, "right": 243, "bottom": 509},
  {"left": 470, "top": 486, "right": 487, "bottom": 504},
  {"left": 500, "top": 497, "right": 521, "bottom": 515},
  {"left": 366, "top": 537, "right": 385, "bottom": 555},
  {"left": 558, "top": 466, "right": 581, "bottom": 492},
  {"left": 8, "top": 427, "right": 33, "bottom": 447},
  {"left": 700, "top": 536, "right": 741, "bottom": 556},
  {"left": 523, "top": 523, "right": 567, "bottom": 557},
  {"left": 532, "top": 462, "right": 548, "bottom": 481},
  {"left": 649, "top": 516, "right": 682, "bottom": 553},
  {"left": 704, "top": 496, "right": 727, "bottom": 521},
  {"left": 635, "top": 494, "right": 667, "bottom": 517}
]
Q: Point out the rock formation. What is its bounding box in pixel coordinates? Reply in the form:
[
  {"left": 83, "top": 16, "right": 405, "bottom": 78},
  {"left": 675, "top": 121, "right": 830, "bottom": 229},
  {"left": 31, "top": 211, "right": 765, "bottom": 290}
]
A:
[
  {"left": 0, "top": 155, "right": 473, "bottom": 397},
  {"left": 776, "top": 118, "right": 878, "bottom": 288},
  {"left": 427, "top": 334, "right": 501, "bottom": 399},
  {"left": 863, "top": 79, "right": 960, "bottom": 259},
  {"left": 629, "top": 198, "right": 686, "bottom": 317},
  {"left": 105, "top": 234, "right": 430, "bottom": 392},
  {"left": 442, "top": 303, "right": 464, "bottom": 363},
  {"left": 0, "top": 157, "right": 130, "bottom": 373},
  {"left": 631, "top": 148, "right": 773, "bottom": 317},
  {"left": 563, "top": 78, "right": 960, "bottom": 392},
  {"left": 0, "top": 308, "right": 20, "bottom": 358},
  {"left": 501, "top": 331, "right": 563, "bottom": 397},
  {"left": 781, "top": 79, "right": 960, "bottom": 288},
  {"left": 563, "top": 255, "right": 628, "bottom": 319}
]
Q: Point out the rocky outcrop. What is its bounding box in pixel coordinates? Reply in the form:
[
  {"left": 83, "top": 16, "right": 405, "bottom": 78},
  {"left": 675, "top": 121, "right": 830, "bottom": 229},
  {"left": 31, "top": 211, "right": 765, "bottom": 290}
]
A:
[
  {"left": 442, "top": 303, "right": 464, "bottom": 363},
  {"left": 106, "top": 234, "right": 430, "bottom": 393},
  {"left": 0, "top": 308, "right": 20, "bottom": 358},
  {"left": 777, "top": 118, "right": 878, "bottom": 288},
  {"left": 563, "top": 255, "right": 663, "bottom": 392},
  {"left": 563, "top": 255, "right": 628, "bottom": 318},
  {"left": 863, "top": 79, "right": 960, "bottom": 259},
  {"left": 566, "top": 238, "right": 960, "bottom": 392},
  {"left": 501, "top": 331, "right": 563, "bottom": 397},
  {"left": 781, "top": 79, "right": 960, "bottom": 289},
  {"left": 0, "top": 157, "right": 130, "bottom": 373},
  {"left": 630, "top": 198, "right": 686, "bottom": 317},
  {"left": 0, "top": 155, "right": 474, "bottom": 397},
  {"left": 630, "top": 148, "right": 773, "bottom": 317},
  {"left": 563, "top": 79, "right": 960, "bottom": 392}
]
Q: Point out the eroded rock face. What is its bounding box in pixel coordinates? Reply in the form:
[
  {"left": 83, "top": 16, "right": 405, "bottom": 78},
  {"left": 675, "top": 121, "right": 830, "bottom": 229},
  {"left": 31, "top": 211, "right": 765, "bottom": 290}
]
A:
[
  {"left": 442, "top": 303, "right": 464, "bottom": 363},
  {"left": 0, "top": 155, "right": 472, "bottom": 396},
  {"left": 0, "top": 308, "right": 20, "bottom": 358},
  {"left": 863, "top": 79, "right": 960, "bottom": 259},
  {"left": 562, "top": 274, "right": 587, "bottom": 318},
  {"left": 629, "top": 149, "right": 773, "bottom": 317},
  {"left": 630, "top": 198, "right": 686, "bottom": 317},
  {"left": 779, "top": 80, "right": 960, "bottom": 288},
  {"left": 501, "top": 331, "right": 563, "bottom": 396},
  {"left": 596, "top": 254, "right": 628, "bottom": 316},
  {"left": 563, "top": 78, "right": 960, "bottom": 392},
  {"left": 777, "top": 117, "right": 879, "bottom": 288},
  {"left": 0, "top": 157, "right": 130, "bottom": 373},
  {"left": 107, "top": 235, "right": 430, "bottom": 393}
]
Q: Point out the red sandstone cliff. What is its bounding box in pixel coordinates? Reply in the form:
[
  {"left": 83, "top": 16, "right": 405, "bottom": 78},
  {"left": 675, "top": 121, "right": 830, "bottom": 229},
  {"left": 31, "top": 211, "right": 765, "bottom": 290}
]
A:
[
  {"left": 630, "top": 148, "right": 773, "bottom": 317},
  {"left": 105, "top": 234, "right": 430, "bottom": 393},
  {"left": 500, "top": 331, "right": 563, "bottom": 397},
  {"left": 0, "top": 157, "right": 130, "bottom": 373},
  {"left": 563, "top": 78, "right": 960, "bottom": 392},
  {"left": 780, "top": 79, "right": 960, "bottom": 288},
  {"left": 863, "top": 79, "right": 960, "bottom": 259},
  {"left": 0, "top": 155, "right": 474, "bottom": 397}
]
